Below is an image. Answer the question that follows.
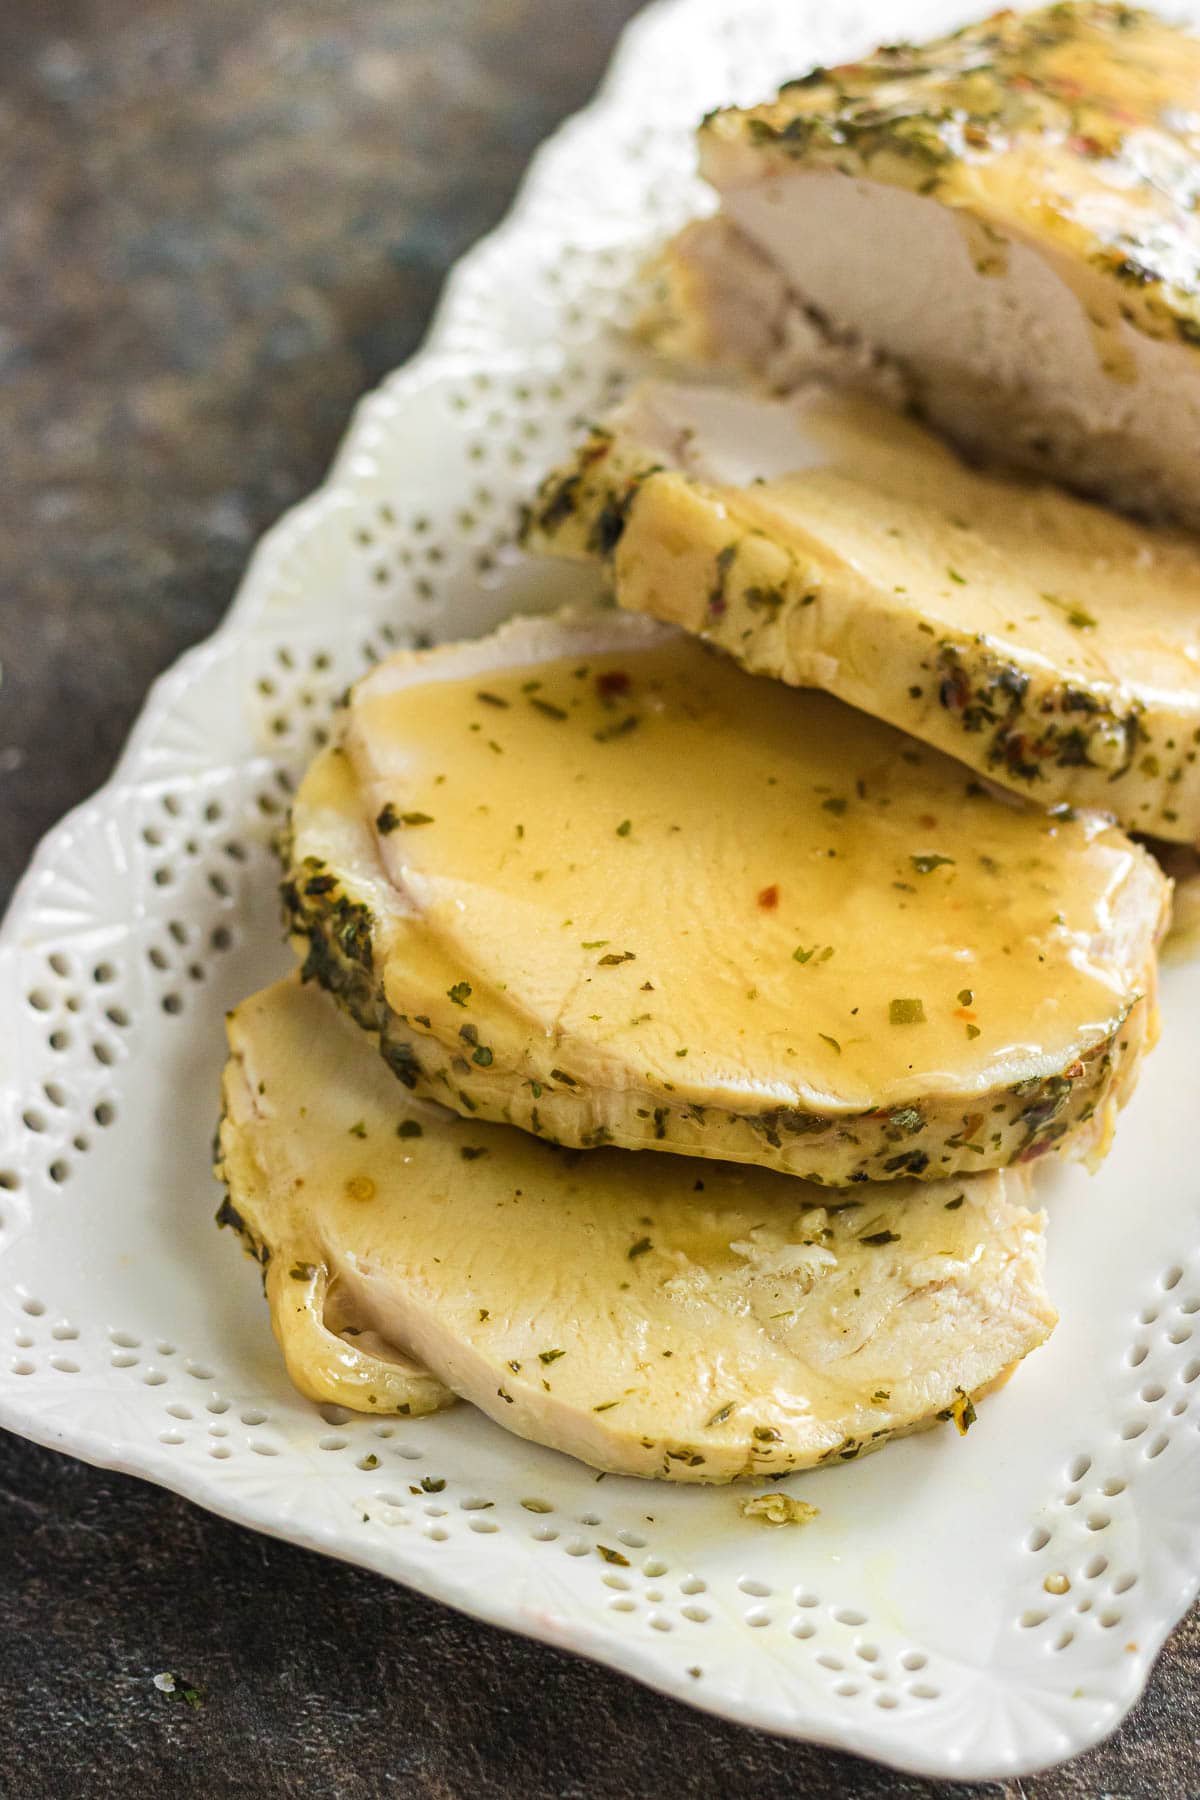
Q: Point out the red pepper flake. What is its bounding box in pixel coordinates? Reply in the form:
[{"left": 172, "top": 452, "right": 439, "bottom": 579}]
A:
[
  {"left": 917, "top": 813, "right": 937, "bottom": 830},
  {"left": 757, "top": 884, "right": 780, "bottom": 910},
  {"left": 595, "top": 670, "right": 630, "bottom": 699},
  {"left": 953, "top": 1007, "right": 978, "bottom": 1022},
  {"left": 939, "top": 666, "right": 970, "bottom": 713}
]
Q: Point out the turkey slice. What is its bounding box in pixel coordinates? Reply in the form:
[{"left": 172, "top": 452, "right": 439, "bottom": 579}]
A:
[
  {"left": 648, "top": 3, "right": 1200, "bottom": 530},
  {"left": 524, "top": 375, "right": 1200, "bottom": 841},
  {"left": 283, "top": 607, "right": 1165, "bottom": 1184},
  {"left": 217, "top": 976, "right": 1056, "bottom": 1482}
]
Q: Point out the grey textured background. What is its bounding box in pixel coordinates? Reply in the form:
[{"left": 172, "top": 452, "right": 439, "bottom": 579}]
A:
[{"left": 0, "top": 3, "right": 1196, "bottom": 1794}]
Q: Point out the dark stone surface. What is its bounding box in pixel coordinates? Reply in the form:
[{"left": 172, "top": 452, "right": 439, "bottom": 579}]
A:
[{"left": 0, "top": 3, "right": 1195, "bottom": 1795}]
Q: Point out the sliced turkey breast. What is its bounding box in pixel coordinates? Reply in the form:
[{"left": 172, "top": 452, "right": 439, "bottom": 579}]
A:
[
  {"left": 217, "top": 976, "right": 1056, "bottom": 1481},
  {"left": 282, "top": 608, "right": 1166, "bottom": 1185},
  {"left": 648, "top": 3, "right": 1200, "bottom": 529},
  {"left": 524, "top": 376, "right": 1200, "bottom": 841}
]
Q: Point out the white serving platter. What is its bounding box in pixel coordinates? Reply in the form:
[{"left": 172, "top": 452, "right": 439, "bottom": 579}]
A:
[{"left": 1, "top": 0, "right": 1198, "bottom": 1779}]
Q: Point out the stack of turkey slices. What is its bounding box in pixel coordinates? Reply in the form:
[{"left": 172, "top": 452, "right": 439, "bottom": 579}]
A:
[
  {"left": 216, "top": 1, "right": 1193, "bottom": 1486},
  {"left": 220, "top": 605, "right": 1166, "bottom": 1481}
]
